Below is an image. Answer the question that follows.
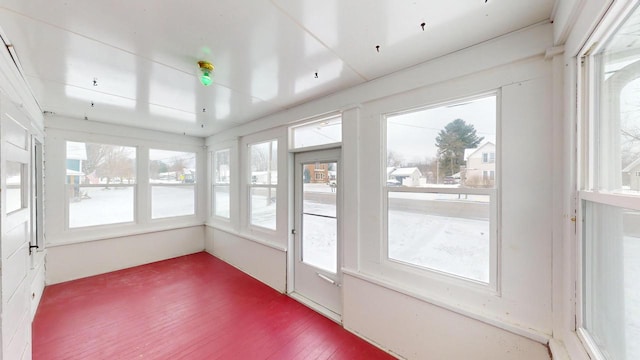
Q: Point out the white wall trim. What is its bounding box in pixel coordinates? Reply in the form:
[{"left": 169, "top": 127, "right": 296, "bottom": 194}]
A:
[
  {"left": 342, "top": 269, "right": 551, "bottom": 345},
  {"left": 47, "top": 224, "right": 204, "bottom": 247}
]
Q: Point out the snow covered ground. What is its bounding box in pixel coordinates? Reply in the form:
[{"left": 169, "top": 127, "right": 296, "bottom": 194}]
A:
[
  {"left": 69, "top": 185, "right": 194, "bottom": 228},
  {"left": 387, "top": 192, "right": 490, "bottom": 282},
  {"left": 388, "top": 210, "right": 489, "bottom": 282},
  {"left": 250, "top": 188, "right": 277, "bottom": 229}
]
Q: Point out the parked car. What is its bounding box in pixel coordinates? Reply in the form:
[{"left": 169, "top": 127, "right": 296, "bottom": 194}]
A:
[
  {"left": 386, "top": 179, "right": 401, "bottom": 187},
  {"left": 443, "top": 176, "right": 458, "bottom": 184}
]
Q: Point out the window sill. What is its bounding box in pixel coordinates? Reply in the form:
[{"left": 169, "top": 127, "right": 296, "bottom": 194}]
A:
[{"left": 47, "top": 221, "right": 204, "bottom": 247}]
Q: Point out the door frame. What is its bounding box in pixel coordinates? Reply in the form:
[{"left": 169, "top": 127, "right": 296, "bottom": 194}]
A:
[{"left": 287, "top": 147, "right": 343, "bottom": 322}]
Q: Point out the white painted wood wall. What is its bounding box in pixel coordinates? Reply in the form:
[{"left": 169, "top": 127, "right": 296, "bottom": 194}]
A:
[
  {"left": 0, "top": 30, "right": 45, "bottom": 360},
  {"left": 205, "top": 23, "right": 555, "bottom": 360}
]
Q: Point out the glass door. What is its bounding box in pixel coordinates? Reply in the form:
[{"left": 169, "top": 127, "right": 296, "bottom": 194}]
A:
[{"left": 293, "top": 148, "right": 341, "bottom": 319}]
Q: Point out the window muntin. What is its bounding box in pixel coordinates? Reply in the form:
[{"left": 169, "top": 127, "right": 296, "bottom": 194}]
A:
[
  {"left": 581, "top": 5, "right": 640, "bottom": 360},
  {"left": 385, "top": 94, "right": 497, "bottom": 284},
  {"left": 149, "top": 149, "right": 196, "bottom": 219},
  {"left": 249, "top": 140, "right": 277, "bottom": 230},
  {"left": 66, "top": 141, "right": 136, "bottom": 228},
  {"left": 212, "top": 149, "right": 231, "bottom": 219},
  {"left": 290, "top": 116, "right": 342, "bottom": 149},
  {"left": 6, "top": 161, "right": 25, "bottom": 214}
]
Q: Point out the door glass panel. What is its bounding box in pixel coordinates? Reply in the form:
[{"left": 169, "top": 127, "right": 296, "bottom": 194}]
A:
[{"left": 301, "top": 162, "right": 337, "bottom": 272}]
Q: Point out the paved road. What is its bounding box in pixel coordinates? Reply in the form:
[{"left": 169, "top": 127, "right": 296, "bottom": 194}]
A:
[{"left": 304, "top": 191, "right": 488, "bottom": 219}]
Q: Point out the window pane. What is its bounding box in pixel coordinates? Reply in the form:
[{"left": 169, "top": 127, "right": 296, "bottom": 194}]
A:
[
  {"left": 68, "top": 186, "right": 134, "bottom": 228},
  {"left": 6, "top": 161, "right": 23, "bottom": 214},
  {"left": 151, "top": 185, "right": 195, "bottom": 219},
  {"left": 213, "top": 186, "right": 230, "bottom": 218},
  {"left": 149, "top": 149, "right": 196, "bottom": 184},
  {"left": 66, "top": 142, "right": 136, "bottom": 185},
  {"left": 388, "top": 192, "right": 491, "bottom": 282},
  {"left": 302, "top": 166, "right": 338, "bottom": 273},
  {"left": 583, "top": 201, "right": 640, "bottom": 360},
  {"left": 250, "top": 141, "right": 277, "bottom": 185},
  {"left": 65, "top": 141, "right": 136, "bottom": 228},
  {"left": 386, "top": 96, "right": 496, "bottom": 187},
  {"left": 597, "top": 6, "right": 640, "bottom": 194},
  {"left": 292, "top": 117, "right": 342, "bottom": 149},
  {"left": 250, "top": 187, "right": 276, "bottom": 229},
  {"left": 214, "top": 149, "right": 230, "bottom": 184}
]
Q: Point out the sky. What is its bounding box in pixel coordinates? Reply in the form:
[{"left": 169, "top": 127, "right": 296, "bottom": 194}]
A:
[{"left": 386, "top": 95, "right": 497, "bottom": 164}]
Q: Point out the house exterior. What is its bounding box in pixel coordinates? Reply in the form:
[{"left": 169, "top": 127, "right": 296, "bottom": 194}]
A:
[
  {"left": 623, "top": 157, "right": 640, "bottom": 191},
  {"left": 304, "top": 163, "right": 330, "bottom": 183},
  {"left": 463, "top": 142, "right": 495, "bottom": 187},
  {"left": 390, "top": 167, "right": 422, "bottom": 186}
]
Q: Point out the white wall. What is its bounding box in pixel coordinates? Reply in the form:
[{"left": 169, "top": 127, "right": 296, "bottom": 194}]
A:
[
  {"left": 44, "top": 117, "right": 207, "bottom": 284},
  {"left": 0, "top": 27, "right": 45, "bottom": 360},
  {"left": 206, "top": 23, "right": 557, "bottom": 360},
  {"left": 46, "top": 226, "right": 204, "bottom": 284},
  {"left": 204, "top": 227, "right": 286, "bottom": 292},
  {"left": 343, "top": 275, "right": 549, "bottom": 360}
]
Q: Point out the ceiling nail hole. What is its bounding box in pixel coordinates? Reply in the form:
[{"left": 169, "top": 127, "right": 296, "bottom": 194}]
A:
[
  {"left": 91, "top": 101, "right": 94, "bottom": 107},
  {"left": 202, "top": 108, "right": 206, "bottom": 112},
  {"left": 421, "top": 22, "right": 426, "bottom": 31},
  {"left": 376, "top": 45, "right": 380, "bottom": 53},
  {"left": 315, "top": 72, "right": 318, "bottom": 78},
  {"left": 93, "top": 78, "right": 98, "bottom": 86}
]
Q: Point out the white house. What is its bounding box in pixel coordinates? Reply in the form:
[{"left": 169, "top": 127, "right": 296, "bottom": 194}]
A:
[
  {"left": 464, "top": 142, "right": 496, "bottom": 187},
  {"left": 389, "top": 167, "right": 422, "bottom": 186},
  {"left": 623, "top": 157, "right": 640, "bottom": 191}
]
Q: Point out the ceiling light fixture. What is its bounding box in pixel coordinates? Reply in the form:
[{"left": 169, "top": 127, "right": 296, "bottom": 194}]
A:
[{"left": 198, "top": 60, "right": 214, "bottom": 86}]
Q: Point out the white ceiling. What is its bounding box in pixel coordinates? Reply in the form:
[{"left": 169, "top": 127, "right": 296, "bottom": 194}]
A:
[{"left": 0, "top": 1, "right": 555, "bottom": 137}]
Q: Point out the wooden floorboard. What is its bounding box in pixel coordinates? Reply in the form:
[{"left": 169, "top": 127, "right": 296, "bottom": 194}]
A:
[{"left": 33, "top": 252, "right": 395, "bottom": 359}]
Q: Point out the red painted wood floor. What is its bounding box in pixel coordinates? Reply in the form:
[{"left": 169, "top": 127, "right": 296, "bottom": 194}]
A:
[{"left": 33, "top": 252, "right": 395, "bottom": 360}]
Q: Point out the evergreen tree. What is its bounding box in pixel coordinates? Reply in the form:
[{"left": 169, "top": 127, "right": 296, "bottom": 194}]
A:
[{"left": 435, "top": 119, "right": 483, "bottom": 177}]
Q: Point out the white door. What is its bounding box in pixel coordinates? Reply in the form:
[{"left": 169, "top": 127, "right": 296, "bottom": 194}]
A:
[
  {"left": 292, "top": 149, "right": 341, "bottom": 320},
  {"left": 1, "top": 99, "right": 33, "bottom": 360}
]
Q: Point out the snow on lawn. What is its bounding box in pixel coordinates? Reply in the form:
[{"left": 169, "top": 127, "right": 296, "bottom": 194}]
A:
[
  {"left": 69, "top": 187, "right": 135, "bottom": 228},
  {"left": 302, "top": 214, "right": 337, "bottom": 272},
  {"left": 250, "top": 189, "right": 277, "bottom": 229},
  {"left": 388, "top": 210, "right": 490, "bottom": 282},
  {"left": 69, "top": 186, "right": 195, "bottom": 228}
]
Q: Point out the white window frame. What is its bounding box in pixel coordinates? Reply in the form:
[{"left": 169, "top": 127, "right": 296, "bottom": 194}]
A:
[
  {"left": 288, "top": 114, "right": 342, "bottom": 151},
  {"left": 211, "top": 147, "right": 232, "bottom": 221},
  {"left": 148, "top": 148, "right": 197, "bottom": 221},
  {"left": 382, "top": 92, "right": 500, "bottom": 291},
  {"left": 238, "top": 128, "right": 287, "bottom": 247},
  {"left": 247, "top": 139, "right": 278, "bottom": 232},
  {"left": 46, "top": 127, "right": 205, "bottom": 246},
  {"left": 64, "top": 140, "right": 138, "bottom": 230},
  {"left": 482, "top": 152, "right": 495, "bottom": 163},
  {"left": 576, "top": 2, "right": 640, "bottom": 359}
]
